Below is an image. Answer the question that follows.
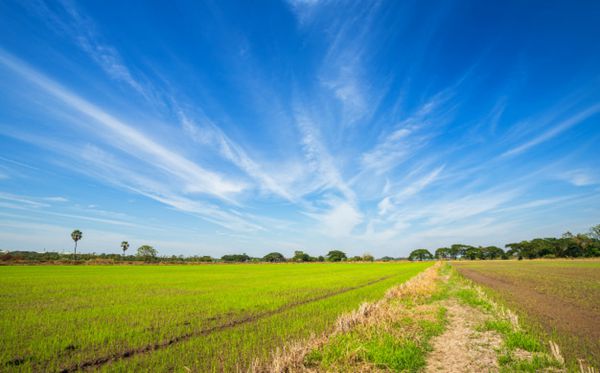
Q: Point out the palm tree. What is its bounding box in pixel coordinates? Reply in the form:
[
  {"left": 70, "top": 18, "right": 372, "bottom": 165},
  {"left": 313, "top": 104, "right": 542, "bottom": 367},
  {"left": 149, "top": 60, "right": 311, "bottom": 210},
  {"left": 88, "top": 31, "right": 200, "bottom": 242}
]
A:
[
  {"left": 71, "top": 229, "right": 82, "bottom": 260},
  {"left": 121, "top": 241, "right": 129, "bottom": 256}
]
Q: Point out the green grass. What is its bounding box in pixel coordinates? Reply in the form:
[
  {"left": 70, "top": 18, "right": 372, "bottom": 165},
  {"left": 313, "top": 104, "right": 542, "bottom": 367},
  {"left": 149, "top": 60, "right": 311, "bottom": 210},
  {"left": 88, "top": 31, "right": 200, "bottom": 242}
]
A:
[
  {"left": 305, "top": 332, "right": 426, "bottom": 371},
  {"left": 479, "top": 320, "right": 543, "bottom": 352},
  {"left": 0, "top": 262, "right": 431, "bottom": 371},
  {"left": 480, "top": 319, "right": 513, "bottom": 335},
  {"left": 454, "top": 288, "right": 493, "bottom": 311},
  {"left": 504, "top": 331, "right": 543, "bottom": 352},
  {"left": 498, "top": 352, "right": 563, "bottom": 372}
]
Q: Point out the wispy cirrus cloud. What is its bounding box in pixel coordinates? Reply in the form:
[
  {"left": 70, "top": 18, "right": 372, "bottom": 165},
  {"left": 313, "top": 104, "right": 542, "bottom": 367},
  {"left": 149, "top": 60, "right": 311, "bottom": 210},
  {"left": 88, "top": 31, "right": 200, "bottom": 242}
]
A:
[
  {"left": 559, "top": 169, "right": 598, "bottom": 187},
  {"left": 178, "top": 111, "right": 293, "bottom": 200},
  {"left": 0, "top": 51, "right": 245, "bottom": 201},
  {"left": 502, "top": 103, "right": 600, "bottom": 157},
  {"left": 27, "top": 0, "right": 153, "bottom": 100}
]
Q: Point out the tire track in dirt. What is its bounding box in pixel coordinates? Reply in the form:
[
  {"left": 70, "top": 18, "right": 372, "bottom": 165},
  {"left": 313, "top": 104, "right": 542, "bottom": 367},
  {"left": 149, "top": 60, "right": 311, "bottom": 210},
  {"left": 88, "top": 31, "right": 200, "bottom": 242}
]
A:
[{"left": 59, "top": 274, "right": 397, "bottom": 372}]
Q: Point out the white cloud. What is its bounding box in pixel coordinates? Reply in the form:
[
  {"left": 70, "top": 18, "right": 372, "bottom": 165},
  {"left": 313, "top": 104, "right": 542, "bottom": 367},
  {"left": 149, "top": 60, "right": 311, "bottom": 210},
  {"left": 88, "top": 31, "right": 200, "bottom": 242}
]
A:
[
  {"left": 0, "top": 52, "right": 245, "bottom": 201},
  {"left": 560, "top": 169, "right": 597, "bottom": 186},
  {"left": 502, "top": 103, "right": 600, "bottom": 157},
  {"left": 377, "top": 196, "right": 392, "bottom": 216},
  {"left": 179, "top": 111, "right": 293, "bottom": 200},
  {"left": 43, "top": 196, "right": 68, "bottom": 202},
  {"left": 30, "top": 0, "right": 152, "bottom": 99},
  {"left": 294, "top": 106, "right": 356, "bottom": 202},
  {"left": 307, "top": 199, "right": 363, "bottom": 238}
]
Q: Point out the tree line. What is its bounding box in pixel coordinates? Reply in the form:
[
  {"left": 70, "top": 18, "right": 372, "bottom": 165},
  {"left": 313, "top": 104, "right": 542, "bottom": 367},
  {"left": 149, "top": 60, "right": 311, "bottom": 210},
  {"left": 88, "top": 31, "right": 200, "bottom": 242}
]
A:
[
  {"left": 408, "top": 224, "right": 600, "bottom": 260},
  {"left": 2, "top": 224, "right": 598, "bottom": 264},
  {"left": 1, "top": 232, "right": 377, "bottom": 263}
]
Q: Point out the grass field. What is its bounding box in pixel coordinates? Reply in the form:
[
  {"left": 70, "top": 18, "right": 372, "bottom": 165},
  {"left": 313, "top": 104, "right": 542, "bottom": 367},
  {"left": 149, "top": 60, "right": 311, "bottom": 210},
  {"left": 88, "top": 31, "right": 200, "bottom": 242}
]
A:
[
  {"left": 453, "top": 259, "right": 600, "bottom": 370},
  {"left": 0, "top": 262, "right": 430, "bottom": 371}
]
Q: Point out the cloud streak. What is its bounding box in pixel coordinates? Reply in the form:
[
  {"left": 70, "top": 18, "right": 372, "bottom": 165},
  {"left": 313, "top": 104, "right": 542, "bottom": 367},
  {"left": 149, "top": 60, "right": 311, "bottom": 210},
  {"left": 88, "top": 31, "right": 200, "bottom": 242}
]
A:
[
  {"left": 502, "top": 103, "right": 600, "bottom": 157},
  {"left": 0, "top": 51, "right": 245, "bottom": 201}
]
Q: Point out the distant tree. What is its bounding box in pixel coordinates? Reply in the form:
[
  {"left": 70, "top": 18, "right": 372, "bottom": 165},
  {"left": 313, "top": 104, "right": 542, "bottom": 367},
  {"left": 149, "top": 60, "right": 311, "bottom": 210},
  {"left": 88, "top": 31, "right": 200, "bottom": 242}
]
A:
[
  {"left": 317, "top": 255, "right": 325, "bottom": 262},
  {"left": 349, "top": 255, "right": 362, "bottom": 261},
  {"left": 562, "top": 231, "right": 574, "bottom": 239},
  {"left": 137, "top": 245, "right": 157, "bottom": 260},
  {"left": 292, "top": 250, "right": 311, "bottom": 262},
  {"left": 221, "top": 253, "right": 250, "bottom": 262},
  {"left": 434, "top": 247, "right": 451, "bottom": 259},
  {"left": 71, "top": 229, "right": 82, "bottom": 260},
  {"left": 326, "top": 250, "right": 347, "bottom": 262},
  {"left": 449, "top": 244, "right": 470, "bottom": 259},
  {"left": 362, "top": 253, "right": 374, "bottom": 262},
  {"left": 263, "top": 252, "right": 286, "bottom": 262},
  {"left": 463, "top": 246, "right": 482, "bottom": 260},
  {"left": 121, "top": 241, "right": 129, "bottom": 256},
  {"left": 481, "top": 246, "right": 504, "bottom": 260},
  {"left": 589, "top": 224, "right": 600, "bottom": 240},
  {"left": 408, "top": 249, "right": 433, "bottom": 261},
  {"left": 505, "top": 242, "right": 519, "bottom": 257},
  {"left": 379, "top": 256, "right": 395, "bottom": 261}
]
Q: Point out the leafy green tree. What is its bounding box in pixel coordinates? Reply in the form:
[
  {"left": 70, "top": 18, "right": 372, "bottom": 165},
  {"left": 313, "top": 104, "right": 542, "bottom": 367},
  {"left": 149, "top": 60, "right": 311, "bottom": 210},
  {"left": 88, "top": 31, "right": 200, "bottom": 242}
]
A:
[
  {"left": 71, "top": 229, "right": 82, "bottom": 260},
  {"left": 463, "top": 246, "right": 482, "bottom": 260},
  {"left": 263, "top": 252, "right": 286, "bottom": 262},
  {"left": 434, "top": 247, "right": 450, "bottom": 259},
  {"left": 221, "top": 253, "right": 250, "bottom": 262},
  {"left": 449, "top": 244, "right": 470, "bottom": 259},
  {"left": 292, "top": 250, "right": 311, "bottom": 262},
  {"left": 121, "top": 241, "right": 129, "bottom": 256},
  {"left": 408, "top": 249, "right": 433, "bottom": 261},
  {"left": 326, "top": 250, "right": 347, "bottom": 262},
  {"left": 505, "top": 242, "right": 522, "bottom": 258},
  {"left": 137, "top": 245, "right": 157, "bottom": 260},
  {"left": 481, "top": 246, "right": 504, "bottom": 259}
]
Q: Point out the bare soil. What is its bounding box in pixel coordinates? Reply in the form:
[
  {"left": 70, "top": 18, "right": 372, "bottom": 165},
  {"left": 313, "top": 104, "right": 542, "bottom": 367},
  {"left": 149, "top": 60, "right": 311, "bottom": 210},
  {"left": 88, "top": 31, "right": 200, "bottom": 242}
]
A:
[{"left": 456, "top": 266, "right": 600, "bottom": 368}]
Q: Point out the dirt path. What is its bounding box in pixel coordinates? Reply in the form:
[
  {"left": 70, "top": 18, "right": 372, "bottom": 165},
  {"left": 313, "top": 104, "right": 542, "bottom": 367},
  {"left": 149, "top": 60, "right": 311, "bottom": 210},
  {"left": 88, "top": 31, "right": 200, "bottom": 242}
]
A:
[{"left": 425, "top": 300, "right": 502, "bottom": 373}]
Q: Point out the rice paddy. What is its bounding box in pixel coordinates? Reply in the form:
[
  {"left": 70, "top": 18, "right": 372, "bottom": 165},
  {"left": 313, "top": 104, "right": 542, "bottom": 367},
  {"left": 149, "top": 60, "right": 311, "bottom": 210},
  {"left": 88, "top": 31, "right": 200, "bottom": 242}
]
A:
[{"left": 0, "top": 262, "right": 431, "bottom": 372}]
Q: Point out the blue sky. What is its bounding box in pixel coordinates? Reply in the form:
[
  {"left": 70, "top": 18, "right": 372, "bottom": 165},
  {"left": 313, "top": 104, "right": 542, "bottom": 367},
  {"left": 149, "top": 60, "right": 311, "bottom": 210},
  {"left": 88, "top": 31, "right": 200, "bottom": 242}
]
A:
[{"left": 0, "top": 0, "right": 599, "bottom": 257}]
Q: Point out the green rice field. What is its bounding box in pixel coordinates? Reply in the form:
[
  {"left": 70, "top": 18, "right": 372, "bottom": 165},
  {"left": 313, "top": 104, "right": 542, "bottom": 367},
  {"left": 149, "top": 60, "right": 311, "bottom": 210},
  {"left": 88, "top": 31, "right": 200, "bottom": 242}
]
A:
[{"left": 0, "top": 262, "right": 431, "bottom": 371}]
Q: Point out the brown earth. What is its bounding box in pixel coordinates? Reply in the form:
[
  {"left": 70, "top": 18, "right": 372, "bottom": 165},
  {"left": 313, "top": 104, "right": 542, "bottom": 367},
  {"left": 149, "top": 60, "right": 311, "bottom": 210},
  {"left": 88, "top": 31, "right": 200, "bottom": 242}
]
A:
[{"left": 456, "top": 265, "right": 600, "bottom": 368}]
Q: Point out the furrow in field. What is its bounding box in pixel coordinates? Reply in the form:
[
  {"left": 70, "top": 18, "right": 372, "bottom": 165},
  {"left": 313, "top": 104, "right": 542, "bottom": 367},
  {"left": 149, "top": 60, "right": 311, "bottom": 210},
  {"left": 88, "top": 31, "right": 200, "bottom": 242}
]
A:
[{"left": 59, "top": 274, "right": 396, "bottom": 372}]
